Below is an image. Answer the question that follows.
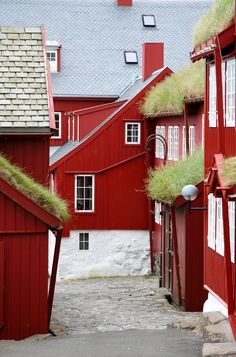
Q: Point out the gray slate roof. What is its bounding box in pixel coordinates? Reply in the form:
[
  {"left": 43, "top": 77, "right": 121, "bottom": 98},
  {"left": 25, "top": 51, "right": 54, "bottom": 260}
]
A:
[
  {"left": 2, "top": 0, "right": 213, "bottom": 98},
  {"left": 0, "top": 26, "right": 50, "bottom": 130},
  {"left": 50, "top": 67, "right": 165, "bottom": 166}
]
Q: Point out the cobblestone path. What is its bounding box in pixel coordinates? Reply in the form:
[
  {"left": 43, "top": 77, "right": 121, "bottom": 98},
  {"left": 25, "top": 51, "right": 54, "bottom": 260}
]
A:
[{"left": 50, "top": 276, "right": 200, "bottom": 336}]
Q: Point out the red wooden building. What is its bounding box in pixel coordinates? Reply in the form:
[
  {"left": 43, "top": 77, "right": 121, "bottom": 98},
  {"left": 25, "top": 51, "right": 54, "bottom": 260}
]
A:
[
  {"left": 0, "top": 26, "right": 66, "bottom": 340},
  {"left": 191, "top": 0, "right": 236, "bottom": 335},
  {"left": 142, "top": 62, "right": 206, "bottom": 310},
  {"left": 49, "top": 46, "right": 173, "bottom": 279}
]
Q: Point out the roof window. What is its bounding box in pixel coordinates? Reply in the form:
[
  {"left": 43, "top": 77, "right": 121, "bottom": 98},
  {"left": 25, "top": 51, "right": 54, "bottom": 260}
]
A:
[
  {"left": 142, "top": 15, "right": 156, "bottom": 27},
  {"left": 124, "top": 51, "right": 138, "bottom": 64}
]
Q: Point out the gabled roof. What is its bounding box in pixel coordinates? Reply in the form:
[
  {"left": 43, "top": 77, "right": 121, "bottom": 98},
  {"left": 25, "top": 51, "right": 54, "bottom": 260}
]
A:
[
  {"left": 2, "top": 0, "right": 213, "bottom": 97},
  {"left": 50, "top": 67, "right": 172, "bottom": 168},
  {"left": 0, "top": 26, "right": 53, "bottom": 132}
]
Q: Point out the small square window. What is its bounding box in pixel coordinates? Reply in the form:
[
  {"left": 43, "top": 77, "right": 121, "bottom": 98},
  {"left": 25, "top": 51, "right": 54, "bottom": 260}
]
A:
[
  {"left": 125, "top": 122, "right": 141, "bottom": 144},
  {"left": 47, "top": 50, "right": 58, "bottom": 72},
  {"left": 79, "top": 233, "right": 89, "bottom": 250},
  {"left": 142, "top": 15, "right": 156, "bottom": 27},
  {"left": 124, "top": 51, "right": 138, "bottom": 64}
]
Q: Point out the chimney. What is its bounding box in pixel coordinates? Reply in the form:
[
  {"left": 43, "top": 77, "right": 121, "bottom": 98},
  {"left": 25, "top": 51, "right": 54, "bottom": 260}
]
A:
[
  {"left": 117, "top": 0, "right": 132, "bottom": 6},
  {"left": 142, "top": 43, "right": 164, "bottom": 81}
]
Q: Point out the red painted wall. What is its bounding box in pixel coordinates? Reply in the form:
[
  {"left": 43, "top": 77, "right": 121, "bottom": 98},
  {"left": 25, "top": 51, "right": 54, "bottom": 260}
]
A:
[
  {"left": 0, "top": 192, "right": 48, "bottom": 340},
  {"left": 51, "top": 97, "right": 115, "bottom": 146},
  {"left": 0, "top": 136, "right": 49, "bottom": 184}
]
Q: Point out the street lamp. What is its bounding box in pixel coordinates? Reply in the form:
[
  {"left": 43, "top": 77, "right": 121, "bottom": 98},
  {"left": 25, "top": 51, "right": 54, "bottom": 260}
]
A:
[
  {"left": 181, "top": 184, "right": 207, "bottom": 211},
  {"left": 145, "top": 133, "right": 168, "bottom": 165}
]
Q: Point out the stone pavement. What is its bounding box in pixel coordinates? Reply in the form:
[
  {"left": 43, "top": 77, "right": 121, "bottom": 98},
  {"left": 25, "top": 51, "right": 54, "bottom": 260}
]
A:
[{"left": 50, "top": 275, "right": 200, "bottom": 335}]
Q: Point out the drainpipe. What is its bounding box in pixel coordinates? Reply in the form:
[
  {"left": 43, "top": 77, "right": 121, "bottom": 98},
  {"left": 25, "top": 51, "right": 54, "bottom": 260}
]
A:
[
  {"left": 171, "top": 207, "right": 182, "bottom": 307},
  {"left": 48, "top": 227, "right": 63, "bottom": 329}
]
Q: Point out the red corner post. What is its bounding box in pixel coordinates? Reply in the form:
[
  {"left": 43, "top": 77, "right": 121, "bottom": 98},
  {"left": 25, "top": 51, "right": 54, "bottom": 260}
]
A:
[{"left": 48, "top": 228, "right": 63, "bottom": 329}]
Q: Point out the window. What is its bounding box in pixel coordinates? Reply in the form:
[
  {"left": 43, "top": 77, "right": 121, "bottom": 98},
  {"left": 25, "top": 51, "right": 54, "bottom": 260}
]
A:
[
  {"left": 142, "top": 15, "right": 156, "bottom": 27},
  {"left": 207, "top": 193, "right": 216, "bottom": 250},
  {"left": 155, "top": 126, "right": 165, "bottom": 159},
  {"left": 75, "top": 175, "right": 94, "bottom": 212},
  {"left": 124, "top": 51, "right": 138, "bottom": 64},
  {"left": 47, "top": 50, "right": 57, "bottom": 72},
  {"left": 155, "top": 202, "right": 162, "bottom": 225},
  {"left": 225, "top": 58, "right": 235, "bottom": 127},
  {"left": 52, "top": 112, "right": 61, "bottom": 138},
  {"left": 182, "top": 126, "right": 195, "bottom": 159},
  {"left": 168, "top": 126, "right": 178, "bottom": 160},
  {"left": 79, "top": 233, "right": 89, "bottom": 250},
  {"left": 229, "top": 201, "right": 235, "bottom": 262},
  {"left": 125, "top": 122, "right": 140, "bottom": 144},
  {"left": 167, "top": 126, "right": 173, "bottom": 160},
  {"left": 209, "top": 64, "right": 217, "bottom": 127},
  {"left": 216, "top": 198, "right": 224, "bottom": 256}
]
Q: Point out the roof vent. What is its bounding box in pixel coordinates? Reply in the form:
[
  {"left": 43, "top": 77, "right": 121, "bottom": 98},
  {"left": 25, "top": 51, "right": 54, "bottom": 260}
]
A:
[{"left": 117, "top": 0, "right": 132, "bottom": 6}]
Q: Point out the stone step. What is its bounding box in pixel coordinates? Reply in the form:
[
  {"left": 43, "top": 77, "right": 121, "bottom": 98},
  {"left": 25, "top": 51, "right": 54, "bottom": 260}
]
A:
[{"left": 203, "top": 342, "right": 236, "bottom": 356}]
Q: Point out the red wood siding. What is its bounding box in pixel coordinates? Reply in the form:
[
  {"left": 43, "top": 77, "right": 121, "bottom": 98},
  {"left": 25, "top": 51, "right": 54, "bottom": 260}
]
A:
[
  {"left": 0, "top": 242, "right": 4, "bottom": 330},
  {"left": 0, "top": 136, "right": 49, "bottom": 184},
  {"left": 0, "top": 192, "right": 49, "bottom": 340},
  {"left": 51, "top": 97, "right": 115, "bottom": 146}
]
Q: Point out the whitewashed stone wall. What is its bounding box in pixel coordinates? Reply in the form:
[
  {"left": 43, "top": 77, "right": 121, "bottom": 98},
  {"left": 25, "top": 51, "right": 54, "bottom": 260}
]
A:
[
  {"left": 203, "top": 292, "right": 228, "bottom": 317},
  {"left": 49, "top": 230, "right": 150, "bottom": 280}
]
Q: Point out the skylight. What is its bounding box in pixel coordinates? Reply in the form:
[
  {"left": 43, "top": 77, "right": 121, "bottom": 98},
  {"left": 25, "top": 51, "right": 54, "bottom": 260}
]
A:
[
  {"left": 124, "top": 51, "right": 138, "bottom": 64},
  {"left": 142, "top": 15, "right": 156, "bottom": 27}
]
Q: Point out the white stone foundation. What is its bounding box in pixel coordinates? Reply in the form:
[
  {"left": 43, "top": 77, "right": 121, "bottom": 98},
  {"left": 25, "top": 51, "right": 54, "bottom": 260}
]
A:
[
  {"left": 203, "top": 292, "right": 228, "bottom": 317},
  {"left": 49, "top": 230, "right": 150, "bottom": 280}
]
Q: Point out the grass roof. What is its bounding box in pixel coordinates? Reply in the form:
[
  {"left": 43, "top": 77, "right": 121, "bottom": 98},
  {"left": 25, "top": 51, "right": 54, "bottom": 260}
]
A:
[
  {"left": 146, "top": 150, "right": 204, "bottom": 204},
  {"left": 221, "top": 156, "right": 236, "bottom": 186},
  {"left": 141, "top": 60, "right": 204, "bottom": 117},
  {"left": 193, "top": 0, "right": 234, "bottom": 46},
  {"left": 0, "top": 154, "right": 70, "bottom": 222}
]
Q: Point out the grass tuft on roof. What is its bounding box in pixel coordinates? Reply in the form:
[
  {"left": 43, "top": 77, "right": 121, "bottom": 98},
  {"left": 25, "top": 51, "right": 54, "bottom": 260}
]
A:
[
  {"left": 193, "top": 0, "right": 234, "bottom": 46},
  {"left": 141, "top": 60, "right": 204, "bottom": 117},
  {"left": 146, "top": 149, "right": 204, "bottom": 204},
  {"left": 221, "top": 156, "right": 236, "bottom": 186},
  {"left": 0, "top": 154, "right": 70, "bottom": 222}
]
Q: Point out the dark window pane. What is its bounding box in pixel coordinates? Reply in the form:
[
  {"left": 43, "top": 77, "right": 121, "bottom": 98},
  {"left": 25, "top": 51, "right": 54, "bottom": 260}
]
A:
[
  {"left": 85, "top": 176, "right": 92, "bottom": 187},
  {"left": 77, "top": 176, "right": 84, "bottom": 187},
  {"left": 85, "top": 199, "right": 92, "bottom": 211},
  {"left": 85, "top": 187, "right": 92, "bottom": 198},
  {"left": 77, "top": 200, "right": 84, "bottom": 210}
]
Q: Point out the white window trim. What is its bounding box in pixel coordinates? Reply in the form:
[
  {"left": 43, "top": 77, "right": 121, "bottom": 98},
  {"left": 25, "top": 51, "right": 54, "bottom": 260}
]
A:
[
  {"left": 75, "top": 174, "right": 95, "bottom": 213},
  {"left": 173, "top": 126, "right": 179, "bottom": 161},
  {"left": 47, "top": 49, "right": 58, "bottom": 73},
  {"left": 189, "top": 126, "right": 195, "bottom": 156},
  {"left": 216, "top": 198, "right": 224, "bottom": 256},
  {"left": 209, "top": 64, "right": 217, "bottom": 127},
  {"left": 125, "top": 122, "right": 141, "bottom": 145},
  {"left": 228, "top": 201, "right": 235, "bottom": 263},
  {"left": 155, "top": 201, "right": 162, "bottom": 225},
  {"left": 208, "top": 193, "right": 216, "bottom": 250},
  {"left": 51, "top": 112, "right": 62, "bottom": 139},
  {"left": 167, "top": 126, "right": 173, "bottom": 160},
  {"left": 225, "top": 58, "right": 235, "bottom": 127},
  {"left": 182, "top": 126, "right": 186, "bottom": 160},
  {"left": 155, "top": 126, "right": 165, "bottom": 159}
]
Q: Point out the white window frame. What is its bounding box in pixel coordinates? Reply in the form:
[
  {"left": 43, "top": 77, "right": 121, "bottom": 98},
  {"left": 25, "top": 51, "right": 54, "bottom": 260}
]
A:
[
  {"left": 225, "top": 58, "right": 235, "bottom": 127},
  {"left": 182, "top": 126, "right": 186, "bottom": 160},
  {"left": 155, "top": 201, "right": 162, "bottom": 225},
  {"left": 216, "top": 198, "right": 224, "bottom": 256},
  {"left": 78, "top": 232, "right": 89, "bottom": 251},
  {"left": 189, "top": 126, "right": 195, "bottom": 155},
  {"left": 155, "top": 126, "right": 165, "bottom": 159},
  {"left": 173, "top": 126, "right": 179, "bottom": 161},
  {"left": 228, "top": 201, "right": 235, "bottom": 263},
  {"left": 75, "top": 175, "right": 95, "bottom": 212},
  {"left": 47, "top": 49, "right": 58, "bottom": 73},
  {"left": 167, "top": 126, "right": 173, "bottom": 160},
  {"left": 208, "top": 193, "right": 216, "bottom": 250},
  {"left": 51, "top": 112, "right": 61, "bottom": 139},
  {"left": 125, "top": 122, "right": 141, "bottom": 144},
  {"left": 209, "top": 64, "right": 217, "bottom": 127}
]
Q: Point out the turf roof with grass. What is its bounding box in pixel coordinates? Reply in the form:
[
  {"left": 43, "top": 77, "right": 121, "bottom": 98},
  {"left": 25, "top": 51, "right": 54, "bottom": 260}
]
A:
[
  {"left": 221, "top": 156, "right": 236, "bottom": 186},
  {"left": 141, "top": 60, "right": 204, "bottom": 117},
  {"left": 146, "top": 150, "right": 204, "bottom": 204},
  {"left": 193, "top": 0, "right": 234, "bottom": 46},
  {"left": 0, "top": 154, "right": 70, "bottom": 222}
]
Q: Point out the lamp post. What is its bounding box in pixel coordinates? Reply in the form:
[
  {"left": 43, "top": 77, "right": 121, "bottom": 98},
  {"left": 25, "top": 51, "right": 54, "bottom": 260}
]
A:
[
  {"left": 181, "top": 184, "right": 207, "bottom": 211},
  {"left": 145, "top": 133, "right": 168, "bottom": 274}
]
